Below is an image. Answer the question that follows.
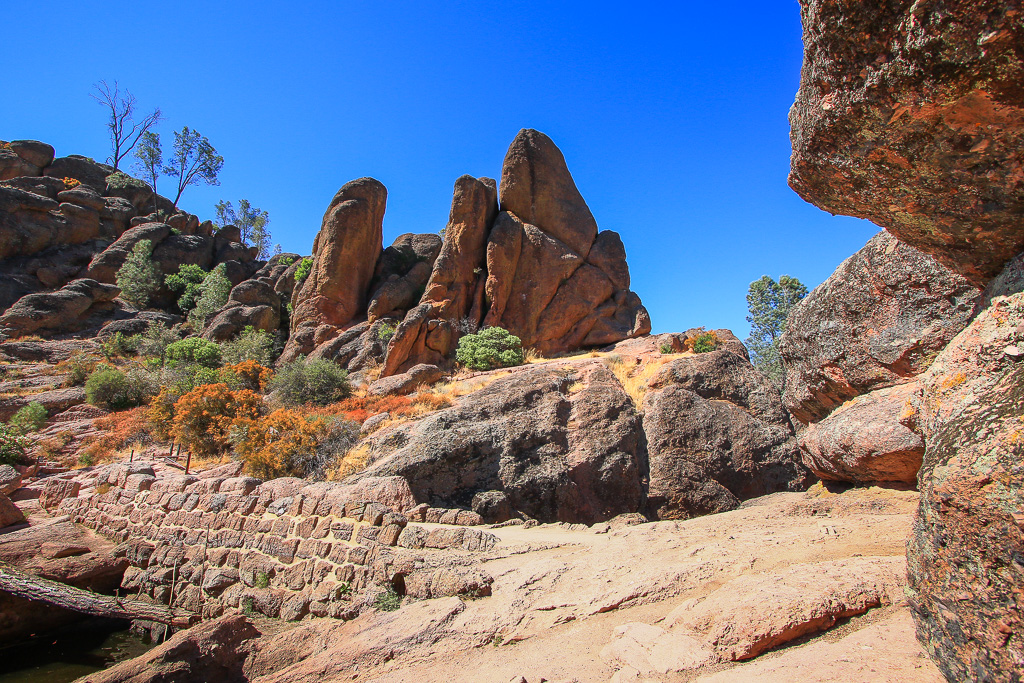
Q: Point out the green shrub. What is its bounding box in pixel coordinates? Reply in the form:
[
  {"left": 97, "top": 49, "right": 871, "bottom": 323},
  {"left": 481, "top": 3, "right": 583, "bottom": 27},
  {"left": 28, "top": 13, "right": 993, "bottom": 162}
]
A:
[
  {"left": 101, "top": 332, "right": 140, "bottom": 359},
  {"left": 135, "top": 322, "right": 180, "bottom": 362},
  {"left": 165, "top": 337, "right": 222, "bottom": 368},
  {"left": 0, "top": 424, "right": 29, "bottom": 466},
  {"left": 164, "top": 264, "right": 208, "bottom": 314},
  {"left": 372, "top": 586, "right": 402, "bottom": 612},
  {"left": 456, "top": 327, "right": 525, "bottom": 371},
  {"left": 85, "top": 365, "right": 157, "bottom": 410},
  {"left": 62, "top": 352, "right": 97, "bottom": 386},
  {"left": 294, "top": 257, "right": 313, "bottom": 287},
  {"left": 105, "top": 171, "right": 150, "bottom": 190},
  {"left": 187, "top": 264, "right": 232, "bottom": 330},
  {"left": 692, "top": 331, "right": 720, "bottom": 354},
  {"left": 375, "top": 322, "right": 397, "bottom": 345},
  {"left": 8, "top": 402, "right": 47, "bottom": 435},
  {"left": 116, "top": 240, "right": 162, "bottom": 308},
  {"left": 269, "top": 358, "right": 350, "bottom": 406},
  {"left": 659, "top": 342, "right": 674, "bottom": 355},
  {"left": 221, "top": 327, "right": 276, "bottom": 366},
  {"left": 278, "top": 256, "right": 295, "bottom": 267}
]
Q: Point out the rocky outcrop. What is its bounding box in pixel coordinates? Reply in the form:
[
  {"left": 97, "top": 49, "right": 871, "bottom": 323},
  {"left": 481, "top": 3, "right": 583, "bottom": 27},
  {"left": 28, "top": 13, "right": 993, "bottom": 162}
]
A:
[
  {"left": 352, "top": 362, "right": 647, "bottom": 524},
  {"left": 0, "top": 278, "right": 120, "bottom": 337},
  {"left": 482, "top": 130, "right": 650, "bottom": 354},
  {"left": 789, "top": 0, "right": 1024, "bottom": 287},
  {"left": 904, "top": 291, "right": 1024, "bottom": 681},
  {"left": 642, "top": 343, "right": 809, "bottom": 520},
  {"left": 283, "top": 178, "right": 386, "bottom": 361},
  {"left": 380, "top": 177, "right": 497, "bottom": 375},
  {"left": 782, "top": 232, "right": 979, "bottom": 425},
  {"left": 0, "top": 493, "right": 24, "bottom": 529},
  {"left": 0, "top": 140, "right": 54, "bottom": 179},
  {"left": 383, "top": 132, "right": 650, "bottom": 375},
  {"left": 799, "top": 383, "right": 923, "bottom": 485},
  {"left": 203, "top": 253, "right": 300, "bottom": 341},
  {"left": 366, "top": 363, "right": 445, "bottom": 397}
]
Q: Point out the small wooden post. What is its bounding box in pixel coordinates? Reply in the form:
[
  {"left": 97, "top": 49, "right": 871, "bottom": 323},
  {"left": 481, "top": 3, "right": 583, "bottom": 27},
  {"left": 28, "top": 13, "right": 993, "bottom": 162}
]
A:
[
  {"left": 184, "top": 450, "right": 192, "bottom": 475},
  {"left": 168, "top": 442, "right": 175, "bottom": 458},
  {"left": 129, "top": 449, "right": 134, "bottom": 463}
]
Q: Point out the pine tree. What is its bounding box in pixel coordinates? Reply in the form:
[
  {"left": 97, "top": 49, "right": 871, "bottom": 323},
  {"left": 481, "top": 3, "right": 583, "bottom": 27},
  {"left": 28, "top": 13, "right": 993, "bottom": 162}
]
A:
[
  {"left": 745, "top": 275, "right": 808, "bottom": 389},
  {"left": 214, "top": 199, "right": 271, "bottom": 259},
  {"left": 116, "top": 240, "right": 162, "bottom": 308},
  {"left": 188, "top": 264, "right": 232, "bottom": 330}
]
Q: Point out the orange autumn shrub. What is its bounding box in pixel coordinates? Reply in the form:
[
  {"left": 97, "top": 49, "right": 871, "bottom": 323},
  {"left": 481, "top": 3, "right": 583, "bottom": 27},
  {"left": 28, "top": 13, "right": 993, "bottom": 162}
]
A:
[
  {"left": 147, "top": 387, "right": 177, "bottom": 440},
  {"left": 170, "top": 383, "right": 262, "bottom": 456},
  {"left": 222, "top": 360, "right": 271, "bottom": 392},
  {"left": 82, "top": 407, "right": 153, "bottom": 463},
  {"left": 233, "top": 408, "right": 330, "bottom": 479}
]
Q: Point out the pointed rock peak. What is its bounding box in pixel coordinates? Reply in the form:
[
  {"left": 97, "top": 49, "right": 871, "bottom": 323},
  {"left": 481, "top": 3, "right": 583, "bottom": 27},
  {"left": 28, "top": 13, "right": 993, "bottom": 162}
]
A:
[{"left": 499, "top": 129, "right": 598, "bottom": 258}]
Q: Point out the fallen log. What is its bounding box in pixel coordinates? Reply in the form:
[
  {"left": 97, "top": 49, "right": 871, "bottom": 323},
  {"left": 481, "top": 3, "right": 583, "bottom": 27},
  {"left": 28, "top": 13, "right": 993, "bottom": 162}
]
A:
[{"left": 0, "top": 561, "right": 196, "bottom": 628}]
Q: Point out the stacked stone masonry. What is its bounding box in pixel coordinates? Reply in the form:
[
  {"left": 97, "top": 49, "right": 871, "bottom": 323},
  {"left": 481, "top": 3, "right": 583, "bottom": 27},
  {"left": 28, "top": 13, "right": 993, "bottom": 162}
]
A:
[{"left": 58, "top": 468, "right": 498, "bottom": 623}]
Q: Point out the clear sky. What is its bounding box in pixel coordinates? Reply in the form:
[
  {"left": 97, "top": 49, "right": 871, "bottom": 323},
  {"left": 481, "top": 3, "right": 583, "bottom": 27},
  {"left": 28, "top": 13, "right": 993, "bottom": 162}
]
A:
[{"left": 1, "top": 1, "right": 876, "bottom": 338}]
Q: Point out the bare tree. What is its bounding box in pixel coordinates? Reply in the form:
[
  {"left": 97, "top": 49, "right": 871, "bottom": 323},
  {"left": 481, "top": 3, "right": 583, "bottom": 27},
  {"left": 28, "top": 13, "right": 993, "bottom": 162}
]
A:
[
  {"left": 91, "top": 80, "right": 162, "bottom": 171},
  {"left": 164, "top": 127, "right": 223, "bottom": 208}
]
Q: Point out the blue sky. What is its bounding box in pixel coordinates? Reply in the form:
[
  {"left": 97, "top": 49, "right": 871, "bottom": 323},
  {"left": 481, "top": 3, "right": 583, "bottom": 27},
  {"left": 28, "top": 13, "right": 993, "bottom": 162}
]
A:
[{"left": 1, "top": 1, "right": 876, "bottom": 337}]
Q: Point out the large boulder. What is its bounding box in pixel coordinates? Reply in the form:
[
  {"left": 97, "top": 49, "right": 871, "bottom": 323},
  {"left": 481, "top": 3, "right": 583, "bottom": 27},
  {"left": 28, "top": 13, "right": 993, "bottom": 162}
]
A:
[
  {"left": 43, "top": 155, "right": 113, "bottom": 193},
  {"left": 482, "top": 130, "right": 650, "bottom": 354},
  {"left": 283, "top": 178, "right": 386, "bottom": 361},
  {"left": 798, "top": 383, "right": 924, "bottom": 485},
  {"left": 781, "top": 232, "right": 979, "bottom": 424},
  {"left": 789, "top": 0, "right": 1024, "bottom": 286},
  {"left": 84, "top": 222, "right": 172, "bottom": 283},
  {"left": 904, "top": 291, "right": 1024, "bottom": 681},
  {"left": 642, "top": 343, "right": 810, "bottom": 520},
  {"left": 0, "top": 493, "right": 24, "bottom": 529},
  {"left": 0, "top": 278, "right": 120, "bottom": 337},
  {"left": 0, "top": 140, "right": 53, "bottom": 180},
  {"left": 203, "top": 277, "right": 282, "bottom": 341},
  {"left": 351, "top": 362, "right": 647, "bottom": 524}
]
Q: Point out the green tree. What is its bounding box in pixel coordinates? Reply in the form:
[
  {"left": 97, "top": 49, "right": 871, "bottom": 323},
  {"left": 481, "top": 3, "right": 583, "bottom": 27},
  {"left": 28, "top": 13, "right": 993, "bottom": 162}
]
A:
[
  {"left": 116, "top": 239, "right": 162, "bottom": 308},
  {"left": 91, "top": 80, "right": 162, "bottom": 171},
  {"left": 164, "top": 264, "right": 208, "bottom": 314},
  {"left": 164, "top": 127, "right": 223, "bottom": 208},
  {"left": 188, "top": 264, "right": 232, "bottom": 330},
  {"left": 745, "top": 275, "right": 808, "bottom": 389},
  {"left": 214, "top": 199, "right": 272, "bottom": 259},
  {"left": 133, "top": 131, "right": 162, "bottom": 214}
]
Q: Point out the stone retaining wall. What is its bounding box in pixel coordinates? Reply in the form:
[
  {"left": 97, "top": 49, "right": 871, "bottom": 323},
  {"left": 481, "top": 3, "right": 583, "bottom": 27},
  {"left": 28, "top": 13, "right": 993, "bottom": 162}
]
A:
[{"left": 58, "top": 465, "right": 498, "bottom": 623}]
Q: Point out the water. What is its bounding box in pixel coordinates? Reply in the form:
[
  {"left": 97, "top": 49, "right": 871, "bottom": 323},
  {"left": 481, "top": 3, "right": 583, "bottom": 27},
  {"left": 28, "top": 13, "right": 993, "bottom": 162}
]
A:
[{"left": 0, "top": 619, "right": 153, "bottom": 683}]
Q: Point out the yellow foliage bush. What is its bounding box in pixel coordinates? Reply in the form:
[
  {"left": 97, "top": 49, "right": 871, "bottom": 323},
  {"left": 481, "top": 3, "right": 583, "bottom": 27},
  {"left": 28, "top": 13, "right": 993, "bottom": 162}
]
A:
[
  {"left": 221, "top": 360, "right": 271, "bottom": 392},
  {"left": 233, "top": 408, "right": 328, "bottom": 479},
  {"left": 62, "top": 177, "right": 81, "bottom": 190},
  {"left": 170, "top": 383, "right": 262, "bottom": 457}
]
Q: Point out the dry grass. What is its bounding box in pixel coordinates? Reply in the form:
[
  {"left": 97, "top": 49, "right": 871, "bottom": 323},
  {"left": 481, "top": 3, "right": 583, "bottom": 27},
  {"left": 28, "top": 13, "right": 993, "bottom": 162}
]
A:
[
  {"left": 524, "top": 348, "right": 544, "bottom": 363},
  {"left": 328, "top": 442, "right": 373, "bottom": 480},
  {"left": 35, "top": 430, "right": 74, "bottom": 461},
  {"left": 604, "top": 355, "right": 673, "bottom": 408}
]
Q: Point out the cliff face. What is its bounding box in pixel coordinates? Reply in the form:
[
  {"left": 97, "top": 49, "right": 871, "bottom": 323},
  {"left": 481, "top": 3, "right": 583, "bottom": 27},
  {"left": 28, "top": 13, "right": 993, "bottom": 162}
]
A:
[
  {"left": 789, "top": 0, "right": 1024, "bottom": 286},
  {"left": 789, "top": 1, "right": 1024, "bottom": 678}
]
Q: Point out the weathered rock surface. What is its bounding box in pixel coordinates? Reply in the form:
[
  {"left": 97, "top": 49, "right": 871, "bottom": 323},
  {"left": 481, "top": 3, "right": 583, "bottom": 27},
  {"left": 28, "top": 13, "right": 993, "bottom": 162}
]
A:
[
  {"left": 284, "top": 178, "right": 386, "bottom": 361},
  {"left": 601, "top": 556, "right": 906, "bottom": 675},
  {"left": 782, "top": 231, "right": 979, "bottom": 424},
  {"left": 903, "top": 291, "right": 1024, "bottom": 681},
  {"left": 799, "top": 383, "right": 924, "bottom": 485},
  {"left": 483, "top": 130, "right": 650, "bottom": 355},
  {"left": 0, "top": 492, "right": 25, "bottom": 528},
  {"left": 789, "top": 0, "right": 1024, "bottom": 287},
  {"left": 0, "top": 465, "right": 23, "bottom": 495},
  {"left": 694, "top": 611, "right": 942, "bottom": 683},
  {"left": 643, "top": 344, "right": 809, "bottom": 519},
  {"left": 84, "top": 613, "right": 261, "bottom": 683},
  {"left": 366, "top": 363, "right": 445, "bottom": 397},
  {"left": 353, "top": 362, "right": 647, "bottom": 524},
  {"left": 0, "top": 278, "right": 120, "bottom": 337}
]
